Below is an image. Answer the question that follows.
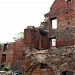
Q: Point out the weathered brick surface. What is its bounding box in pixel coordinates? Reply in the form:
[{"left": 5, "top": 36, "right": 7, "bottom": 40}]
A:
[
  {"left": 11, "top": 39, "right": 24, "bottom": 71},
  {"left": 24, "top": 27, "right": 50, "bottom": 50},
  {"left": 0, "top": 43, "right": 14, "bottom": 69},
  {"left": 0, "top": 0, "right": 75, "bottom": 75},
  {"left": 42, "top": 0, "right": 75, "bottom": 47},
  {"left": 0, "top": 40, "right": 23, "bottom": 71},
  {"left": 14, "top": 39, "right": 23, "bottom": 60},
  {"left": 22, "top": 0, "right": 75, "bottom": 75},
  {"left": 22, "top": 46, "right": 75, "bottom": 75},
  {"left": 44, "top": 0, "right": 75, "bottom": 32},
  {"left": 6, "top": 43, "right": 14, "bottom": 64}
]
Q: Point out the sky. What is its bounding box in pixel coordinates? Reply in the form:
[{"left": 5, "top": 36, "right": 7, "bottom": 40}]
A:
[{"left": 0, "top": 0, "right": 54, "bottom": 43}]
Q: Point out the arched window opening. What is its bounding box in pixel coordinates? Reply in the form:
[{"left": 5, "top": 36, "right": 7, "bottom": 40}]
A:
[{"left": 40, "top": 63, "right": 47, "bottom": 70}]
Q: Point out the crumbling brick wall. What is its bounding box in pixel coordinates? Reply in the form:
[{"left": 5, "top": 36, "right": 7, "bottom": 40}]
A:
[
  {"left": 0, "top": 43, "right": 14, "bottom": 69},
  {"left": 14, "top": 39, "right": 23, "bottom": 60},
  {"left": 42, "top": 0, "right": 75, "bottom": 47},
  {"left": 11, "top": 39, "right": 24, "bottom": 71},
  {"left": 24, "top": 28, "right": 41, "bottom": 49},
  {"left": 22, "top": 0, "right": 75, "bottom": 75},
  {"left": 24, "top": 27, "right": 50, "bottom": 50}
]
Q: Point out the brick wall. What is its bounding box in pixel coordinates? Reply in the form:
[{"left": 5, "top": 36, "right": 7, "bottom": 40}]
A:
[
  {"left": 24, "top": 27, "right": 50, "bottom": 50},
  {"left": 14, "top": 39, "right": 23, "bottom": 60},
  {"left": 42, "top": 0, "right": 75, "bottom": 47}
]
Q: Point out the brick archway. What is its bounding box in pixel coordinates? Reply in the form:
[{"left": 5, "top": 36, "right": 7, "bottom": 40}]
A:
[{"left": 30, "top": 63, "right": 55, "bottom": 75}]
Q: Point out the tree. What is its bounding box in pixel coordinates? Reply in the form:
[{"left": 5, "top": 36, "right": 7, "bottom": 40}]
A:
[{"left": 13, "top": 32, "right": 24, "bottom": 41}]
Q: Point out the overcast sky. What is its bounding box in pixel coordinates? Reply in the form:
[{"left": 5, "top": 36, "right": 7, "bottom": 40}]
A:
[{"left": 0, "top": 0, "right": 54, "bottom": 43}]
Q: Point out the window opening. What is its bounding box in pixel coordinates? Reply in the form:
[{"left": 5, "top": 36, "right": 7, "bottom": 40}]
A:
[
  {"left": 40, "top": 63, "right": 47, "bottom": 70},
  {"left": 52, "top": 38, "right": 56, "bottom": 47},
  {"left": 65, "top": 0, "right": 72, "bottom": 2},
  {"left": 0, "top": 45, "right": 1, "bottom": 51},
  {"left": 3, "top": 44, "right": 8, "bottom": 51},
  {"left": 50, "top": 18, "right": 57, "bottom": 29},
  {"left": 2, "top": 54, "right": 6, "bottom": 63},
  {"left": 61, "top": 71, "right": 73, "bottom": 75}
]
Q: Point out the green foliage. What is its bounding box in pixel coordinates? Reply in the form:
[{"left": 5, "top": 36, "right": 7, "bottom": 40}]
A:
[
  {"left": 2, "top": 64, "right": 11, "bottom": 71},
  {"left": 3, "top": 67, "right": 10, "bottom": 71},
  {"left": 13, "top": 32, "right": 24, "bottom": 41}
]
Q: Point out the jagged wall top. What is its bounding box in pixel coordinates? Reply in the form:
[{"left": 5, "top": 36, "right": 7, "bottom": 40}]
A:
[{"left": 45, "top": 0, "right": 74, "bottom": 17}]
